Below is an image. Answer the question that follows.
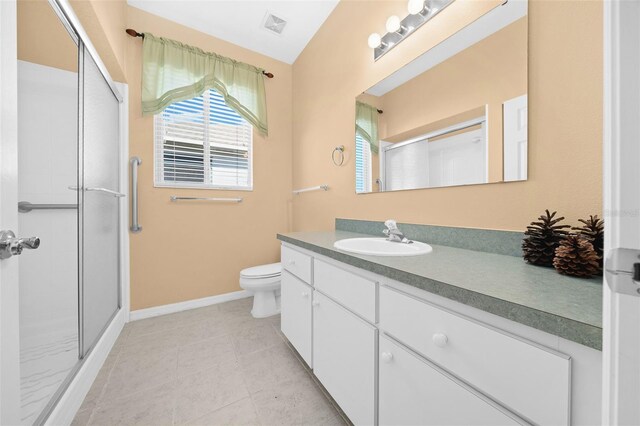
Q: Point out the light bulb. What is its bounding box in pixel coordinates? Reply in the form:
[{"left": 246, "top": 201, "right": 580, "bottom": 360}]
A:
[
  {"left": 407, "top": 0, "right": 424, "bottom": 15},
  {"left": 368, "top": 33, "right": 382, "bottom": 49},
  {"left": 386, "top": 15, "right": 401, "bottom": 33}
]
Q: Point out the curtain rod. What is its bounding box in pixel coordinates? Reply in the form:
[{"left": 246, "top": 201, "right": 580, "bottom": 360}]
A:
[{"left": 125, "top": 29, "right": 274, "bottom": 78}]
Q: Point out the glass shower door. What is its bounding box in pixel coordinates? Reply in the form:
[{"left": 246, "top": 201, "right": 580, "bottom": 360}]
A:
[
  {"left": 15, "top": 2, "right": 123, "bottom": 423},
  {"left": 79, "top": 45, "right": 121, "bottom": 356},
  {"left": 16, "top": 2, "right": 80, "bottom": 423}
]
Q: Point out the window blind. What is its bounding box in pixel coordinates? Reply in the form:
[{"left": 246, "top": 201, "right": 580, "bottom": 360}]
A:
[
  {"left": 355, "top": 132, "right": 372, "bottom": 193},
  {"left": 154, "top": 88, "right": 253, "bottom": 190}
]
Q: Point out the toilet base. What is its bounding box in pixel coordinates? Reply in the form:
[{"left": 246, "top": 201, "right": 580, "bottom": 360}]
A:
[{"left": 250, "top": 289, "right": 280, "bottom": 318}]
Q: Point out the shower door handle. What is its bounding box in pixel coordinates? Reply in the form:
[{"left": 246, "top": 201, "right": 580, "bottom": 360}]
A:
[
  {"left": 68, "top": 186, "right": 125, "bottom": 197},
  {"left": 86, "top": 187, "right": 125, "bottom": 197},
  {"left": 0, "top": 230, "right": 40, "bottom": 259}
]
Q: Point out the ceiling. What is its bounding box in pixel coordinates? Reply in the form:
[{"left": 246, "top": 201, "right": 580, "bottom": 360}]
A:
[{"left": 127, "top": 0, "right": 340, "bottom": 64}]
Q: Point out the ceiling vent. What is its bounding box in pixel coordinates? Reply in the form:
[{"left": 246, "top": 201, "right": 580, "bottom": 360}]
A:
[{"left": 263, "top": 13, "right": 287, "bottom": 35}]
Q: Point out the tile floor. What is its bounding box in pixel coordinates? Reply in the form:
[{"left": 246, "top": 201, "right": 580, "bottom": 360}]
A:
[{"left": 72, "top": 298, "right": 348, "bottom": 426}]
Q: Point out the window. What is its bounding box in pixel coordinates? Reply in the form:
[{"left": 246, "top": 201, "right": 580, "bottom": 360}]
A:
[
  {"left": 154, "top": 88, "right": 253, "bottom": 190},
  {"left": 355, "top": 132, "right": 372, "bottom": 193}
]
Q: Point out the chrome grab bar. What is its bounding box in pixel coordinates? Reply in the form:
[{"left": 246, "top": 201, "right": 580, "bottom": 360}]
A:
[
  {"left": 18, "top": 201, "right": 77, "bottom": 213},
  {"left": 67, "top": 186, "right": 125, "bottom": 197},
  {"left": 170, "top": 196, "right": 243, "bottom": 203},
  {"left": 130, "top": 157, "right": 142, "bottom": 233}
]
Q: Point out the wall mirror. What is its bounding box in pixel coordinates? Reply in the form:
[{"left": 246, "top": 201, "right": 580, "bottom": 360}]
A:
[{"left": 355, "top": 0, "right": 528, "bottom": 194}]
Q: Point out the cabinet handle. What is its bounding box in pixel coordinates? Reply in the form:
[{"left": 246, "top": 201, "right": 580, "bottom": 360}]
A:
[
  {"left": 312, "top": 300, "right": 320, "bottom": 307},
  {"left": 381, "top": 352, "right": 394, "bottom": 363},
  {"left": 301, "top": 292, "right": 309, "bottom": 298},
  {"left": 432, "top": 332, "right": 448, "bottom": 348}
]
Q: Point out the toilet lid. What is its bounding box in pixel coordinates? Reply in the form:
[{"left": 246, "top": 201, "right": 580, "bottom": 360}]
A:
[{"left": 240, "top": 262, "right": 282, "bottom": 279}]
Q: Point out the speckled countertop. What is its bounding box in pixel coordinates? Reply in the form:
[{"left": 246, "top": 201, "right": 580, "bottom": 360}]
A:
[{"left": 277, "top": 230, "right": 603, "bottom": 350}]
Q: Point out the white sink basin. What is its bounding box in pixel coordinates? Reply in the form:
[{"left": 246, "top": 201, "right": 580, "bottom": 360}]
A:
[{"left": 333, "top": 238, "right": 433, "bottom": 257}]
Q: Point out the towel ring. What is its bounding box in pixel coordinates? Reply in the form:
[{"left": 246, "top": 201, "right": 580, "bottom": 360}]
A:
[{"left": 332, "top": 145, "right": 345, "bottom": 166}]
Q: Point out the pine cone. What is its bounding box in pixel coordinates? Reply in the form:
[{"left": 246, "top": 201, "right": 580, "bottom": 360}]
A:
[
  {"left": 573, "top": 215, "right": 604, "bottom": 268},
  {"left": 553, "top": 234, "right": 601, "bottom": 278},
  {"left": 522, "top": 210, "right": 571, "bottom": 266}
]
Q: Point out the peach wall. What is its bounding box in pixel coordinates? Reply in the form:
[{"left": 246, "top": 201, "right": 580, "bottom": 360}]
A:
[
  {"left": 17, "top": 0, "right": 77, "bottom": 72},
  {"left": 18, "top": 0, "right": 126, "bottom": 82},
  {"left": 126, "top": 7, "right": 293, "bottom": 310},
  {"left": 69, "top": 0, "right": 127, "bottom": 82},
  {"left": 292, "top": 0, "right": 602, "bottom": 232},
  {"left": 82, "top": 0, "right": 127, "bottom": 79}
]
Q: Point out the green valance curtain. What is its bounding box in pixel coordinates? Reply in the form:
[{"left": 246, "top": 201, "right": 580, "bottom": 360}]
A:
[
  {"left": 142, "top": 32, "right": 268, "bottom": 136},
  {"left": 355, "top": 101, "right": 379, "bottom": 154}
]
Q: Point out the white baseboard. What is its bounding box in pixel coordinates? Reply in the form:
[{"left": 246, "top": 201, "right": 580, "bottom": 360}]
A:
[
  {"left": 129, "top": 290, "right": 251, "bottom": 321},
  {"left": 45, "top": 309, "right": 125, "bottom": 426}
]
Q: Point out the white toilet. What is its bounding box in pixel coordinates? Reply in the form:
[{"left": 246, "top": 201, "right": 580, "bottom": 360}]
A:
[{"left": 239, "top": 262, "right": 282, "bottom": 318}]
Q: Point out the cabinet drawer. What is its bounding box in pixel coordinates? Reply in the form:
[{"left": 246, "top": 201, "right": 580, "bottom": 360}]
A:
[
  {"left": 281, "top": 271, "right": 312, "bottom": 366},
  {"left": 379, "top": 336, "right": 521, "bottom": 426},
  {"left": 313, "top": 259, "right": 376, "bottom": 323},
  {"left": 281, "top": 245, "right": 312, "bottom": 284},
  {"left": 313, "top": 291, "right": 376, "bottom": 426},
  {"left": 379, "top": 286, "right": 570, "bottom": 426}
]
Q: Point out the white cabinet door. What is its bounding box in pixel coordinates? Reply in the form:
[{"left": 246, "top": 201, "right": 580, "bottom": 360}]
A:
[
  {"left": 281, "top": 271, "right": 312, "bottom": 366},
  {"left": 313, "top": 291, "right": 376, "bottom": 425},
  {"left": 379, "top": 336, "right": 522, "bottom": 426}
]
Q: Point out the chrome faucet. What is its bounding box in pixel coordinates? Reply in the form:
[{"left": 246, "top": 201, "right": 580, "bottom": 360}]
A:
[{"left": 383, "top": 219, "right": 413, "bottom": 244}]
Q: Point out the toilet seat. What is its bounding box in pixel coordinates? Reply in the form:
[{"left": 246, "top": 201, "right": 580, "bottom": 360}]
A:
[
  {"left": 239, "top": 262, "right": 282, "bottom": 318},
  {"left": 240, "top": 262, "right": 281, "bottom": 279}
]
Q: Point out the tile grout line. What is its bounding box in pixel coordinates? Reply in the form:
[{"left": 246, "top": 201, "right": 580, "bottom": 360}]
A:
[
  {"left": 171, "top": 341, "right": 179, "bottom": 426},
  {"left": 84, "top": 340, "right": 125, "bottom": 426},
  {"left": 177, "top": 305, "right": 264, "bottom": 425},
  {"left": 233, "top": 342, "right": 265, "bottom": 426},
  {"left": 280, "top": 334, "right": 351, "bottom": 425}
]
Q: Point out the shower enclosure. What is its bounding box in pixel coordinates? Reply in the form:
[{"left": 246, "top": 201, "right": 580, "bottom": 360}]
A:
[{"left": 14, "top": 0, "right": 124, "bottom": 423}]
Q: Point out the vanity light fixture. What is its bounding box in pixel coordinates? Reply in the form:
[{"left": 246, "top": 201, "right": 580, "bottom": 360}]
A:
[
  {"left": 408, "top": 0, "right": 425, "bottom": 15},
  {"left": 368, "top": 33, "right": 383, "bottom": 49},
  {"left": 369, "top": 0, "right": 454, "bottom": 61},
  {"left": 386, "top": 15, "right": 402, "bottom": 33}
]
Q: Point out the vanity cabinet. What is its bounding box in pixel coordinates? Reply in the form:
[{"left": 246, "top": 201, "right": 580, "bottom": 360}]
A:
[
  {"left": 313, "top": 291, "right": 377, "bottom": 425},
  {"left": 379, "top": 335, "right": 520, "bottom": 426},
  {"left": 279, "top": 242, "right": 598, "bottom": 425},
  {"left": 280, "top": 270, "right": 313, "bottom": 366}
]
